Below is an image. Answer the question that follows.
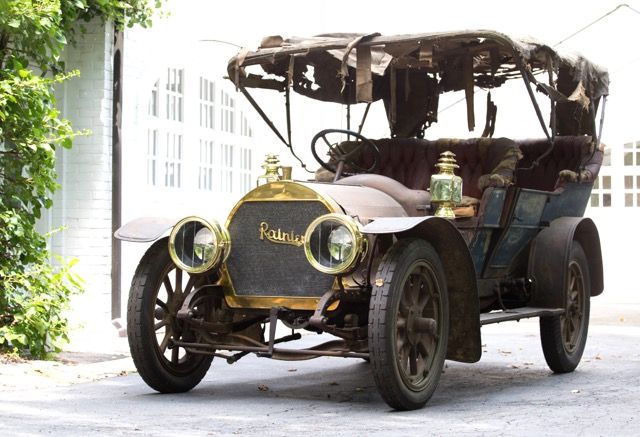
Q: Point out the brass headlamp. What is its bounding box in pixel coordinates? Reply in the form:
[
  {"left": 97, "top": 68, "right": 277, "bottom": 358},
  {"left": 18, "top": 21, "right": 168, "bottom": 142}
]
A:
[
  {"left": 429, "top": 151, "right": 463, "bottom": 218},
  {"left": 304, "top": 213, "right": 367, "bottom": 275},
  {"left": 169, "top": 217, "right": 231, "bottom": 274}
]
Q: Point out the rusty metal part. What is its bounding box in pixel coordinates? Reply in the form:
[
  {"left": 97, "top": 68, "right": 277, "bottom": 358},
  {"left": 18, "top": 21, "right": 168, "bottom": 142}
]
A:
[
  {"left": 226, "top": 332, "right": 301, "bottom": 364},
  {"left": 176, "top": 284, "right": 222, "bottom": 319},
  {"left": 309, "top": 289, "right": 343, "bottom": 330},
  {"left": 176, "top": 285, "right": 266, "bottom": 334},
  {"left": 260, "top": 307, "right": 280, "bottom": 357},
  {"left": 177, "top": 305, "right": 371, "bottom": 361},
  {"left": 308, "top": 289, "right": 369, "bottom": 341},
  {"left": 174, "top": 339, "right": 369, "bottom": 361}
]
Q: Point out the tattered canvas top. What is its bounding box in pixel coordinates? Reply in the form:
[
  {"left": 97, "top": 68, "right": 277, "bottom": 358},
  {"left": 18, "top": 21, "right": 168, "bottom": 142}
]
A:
[{"left": 228, "top": 30, "right": 609, "bottom": 138}]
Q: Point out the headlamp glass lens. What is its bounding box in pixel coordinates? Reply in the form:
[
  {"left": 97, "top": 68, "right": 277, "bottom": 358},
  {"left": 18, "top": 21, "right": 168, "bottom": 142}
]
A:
[
  {"left": 172, "top": 220, "right": 220, "bottom": 272},
  {"left": 328, "top": 225, "right": 354, "bottom": 262}
]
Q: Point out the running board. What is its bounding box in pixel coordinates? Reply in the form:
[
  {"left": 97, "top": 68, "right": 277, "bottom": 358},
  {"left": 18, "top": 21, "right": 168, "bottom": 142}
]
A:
[{"left": 480, "top": 307, "right": 564, "bottom": 326}]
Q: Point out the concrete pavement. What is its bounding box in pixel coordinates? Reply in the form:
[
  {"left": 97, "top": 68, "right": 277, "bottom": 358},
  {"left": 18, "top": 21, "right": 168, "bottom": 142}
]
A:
[{"left": 0, "top": 301, "right": 638, "bottom": 436}]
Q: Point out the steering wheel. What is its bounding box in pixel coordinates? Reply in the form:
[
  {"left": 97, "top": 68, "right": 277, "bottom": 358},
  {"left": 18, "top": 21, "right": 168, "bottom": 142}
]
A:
[{"left": 311, "top": 129, "right": 380, "bottom": 178}]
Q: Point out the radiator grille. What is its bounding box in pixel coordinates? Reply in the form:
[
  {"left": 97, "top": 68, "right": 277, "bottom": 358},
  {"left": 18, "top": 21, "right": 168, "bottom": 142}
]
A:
[{"left": 226, "top": 200, "right": 334, "bottom": 298}]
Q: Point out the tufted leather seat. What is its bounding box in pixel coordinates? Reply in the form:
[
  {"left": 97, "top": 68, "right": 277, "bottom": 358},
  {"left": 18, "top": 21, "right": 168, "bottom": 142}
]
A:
[
  {"left": 514, "top": 136, "right": 598, "bottom": 191},
  {"left": 319, "top": 136, "right": 599, "bottom": 216},
  {"left": 351, "top": 137, "right": 520, "bottom": 199}
]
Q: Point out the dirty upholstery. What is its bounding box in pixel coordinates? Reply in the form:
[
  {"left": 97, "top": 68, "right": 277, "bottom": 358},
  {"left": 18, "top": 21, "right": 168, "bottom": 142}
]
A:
[
  {"left": 332, "top": 137, "right": 520, "bottom": 216},
  {"left": 514, "top": 136, "right": 600, "bottom": 192},
  {"left": 348, "top": 137, "right": 520, "bottom": 198}
]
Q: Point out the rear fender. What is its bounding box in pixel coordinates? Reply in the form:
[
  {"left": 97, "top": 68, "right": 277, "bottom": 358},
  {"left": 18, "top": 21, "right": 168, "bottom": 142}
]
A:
[
  {"left": 114, "top": 217, "right": 175, "bottom": 243},
  {"left": 528, "top": 217, "right": 604, "bottom": 309},
  {"left": 363, "top": 217, "right": 481, "bottom": 363}
]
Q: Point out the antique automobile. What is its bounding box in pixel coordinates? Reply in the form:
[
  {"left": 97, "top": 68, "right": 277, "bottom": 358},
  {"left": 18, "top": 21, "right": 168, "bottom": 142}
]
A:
[{"left": 115, "top": 30, "right": 607, "bottom": 410}]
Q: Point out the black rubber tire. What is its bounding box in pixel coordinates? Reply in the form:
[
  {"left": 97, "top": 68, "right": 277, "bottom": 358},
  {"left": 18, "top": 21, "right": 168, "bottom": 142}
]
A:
[
  {"left": 127, "top": 238, "right": 213, "bottom": 393},
  {"left": 368, "top": 239, "right": 449, "bottom": 411},
  {"left": 540, "top": 241, "right": 591, "bottom": 373}
]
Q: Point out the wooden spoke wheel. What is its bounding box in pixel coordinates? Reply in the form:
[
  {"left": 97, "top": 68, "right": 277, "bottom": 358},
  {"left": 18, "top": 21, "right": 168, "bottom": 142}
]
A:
[
  {"left": 127, "top": 238, "right": 213, "bottom": 393},
  {"left": 540, "top": 241, "right": 591, "bottom": 373},
  {"left": 369, "top": 239, "right": 449, "bottom": 411}
]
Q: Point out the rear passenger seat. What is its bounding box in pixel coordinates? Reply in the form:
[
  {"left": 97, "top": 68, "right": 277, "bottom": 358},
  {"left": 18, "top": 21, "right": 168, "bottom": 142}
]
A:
[{"left": 514, "top": 136, "right": 601, "bottom": 192}]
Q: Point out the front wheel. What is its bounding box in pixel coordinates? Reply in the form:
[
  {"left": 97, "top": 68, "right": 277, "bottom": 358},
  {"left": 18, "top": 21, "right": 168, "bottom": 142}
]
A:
[
  {"left": 368, "top": 239, "right": 449, "bottom": 411},
  {"left": 127, "top": 237, "right": 213, "bottom": 393},
  {"left": 539, "top": 241, "right": 591, "bottom": 373}
]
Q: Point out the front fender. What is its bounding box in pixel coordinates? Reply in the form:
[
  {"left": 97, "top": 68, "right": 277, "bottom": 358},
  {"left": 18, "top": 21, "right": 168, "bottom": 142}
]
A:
[
  {"left": 114, "top": 217, "right": 176, "bottom": 242},
  {"left": 363, "top": 216, "right": 481, "bottom": 363}
]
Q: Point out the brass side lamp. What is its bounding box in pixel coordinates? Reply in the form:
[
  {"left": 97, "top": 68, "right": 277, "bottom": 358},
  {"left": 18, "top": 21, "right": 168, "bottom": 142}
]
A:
[
  {"left": 429, "top": 151, "right": 463, "bottom": 218},
  {"left": 256, "top": 154, "right": 282, "bottom": 186}
]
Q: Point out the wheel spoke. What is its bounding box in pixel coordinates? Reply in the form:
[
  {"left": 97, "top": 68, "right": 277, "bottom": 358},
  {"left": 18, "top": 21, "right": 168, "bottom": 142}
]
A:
[
  {"left": 399, "top": 291, "right": 411, "bottom": 316},
  {"left": 569, "top": 290, "right": 579, "bottom": 303},
  {"left": 175, "top": 269, "right": 183, "bottom": 298},
  {"left": 417, "top": 286, "right": 431, "bottom": 310},
  {"left": 163, "top": 276, "right": 174, "bottom": 298},
  {"left": 155, "top": 320, "right": 168, "bottom": 331},
  {"left": 409, "top": 346, "right": 418, "bottom": 375},
  {"left": 409, "top": 276, "right": 421, "bottom": 305},
  {"left": 567, "top": 317, "right": 575, "bottom": 335},
  {"left": 171, "top": 346, "right": 179, "bottom": 364},
  {"left": 159, "top": 330, "right": 171, "bottom": 353},
  {"left": 156, "top": 298, "right": 168, "bottom": 311},
  {"left": 568, "top": 273, "right": 576, "bottom": 293},
  {"left": 399, "top": 341, "right": 411, "bottom": 365},
  {"left": 417, "top": 338, "right": 430, "bottom": 359},
  {"left": 184, "top": 275, "right": 196, "bottom": 295},
  {"left": 564, "top": 318, "right": 574, "bottom": 345}
]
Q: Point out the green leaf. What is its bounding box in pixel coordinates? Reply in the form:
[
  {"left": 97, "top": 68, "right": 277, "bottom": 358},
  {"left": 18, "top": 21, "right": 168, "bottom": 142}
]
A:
[{"left": 0, "top": 0, "right": 163, "bottom": 361}]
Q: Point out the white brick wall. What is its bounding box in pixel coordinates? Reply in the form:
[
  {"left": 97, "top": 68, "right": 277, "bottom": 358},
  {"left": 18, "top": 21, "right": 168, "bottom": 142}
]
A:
[{"left": 45, "top": 20, "right": 115, "bottom": 338}]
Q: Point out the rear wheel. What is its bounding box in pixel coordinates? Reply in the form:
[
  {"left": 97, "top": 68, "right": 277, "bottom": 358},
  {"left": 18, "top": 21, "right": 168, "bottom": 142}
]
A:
[
  {"left": 369, "top": 239, "right": 449, "bottom": 410},
  {"left": 540, "top": 241, "right": 590, "bottom": 373},
  {"left": 127, "top": 238, "right": 213, "bottom": 393}
]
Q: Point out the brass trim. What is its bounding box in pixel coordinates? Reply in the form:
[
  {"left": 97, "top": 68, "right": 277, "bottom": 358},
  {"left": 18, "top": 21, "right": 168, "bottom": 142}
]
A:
[
  {"left": 222, "top": 181, "right": 342, "bottom": 310},
  {"left": 225, "top": 180, "right": 341, "bottom": 228},
  {"left": 303, "top": 213, "right": 367, "bottom": 275},
  {"left": 168, "top": 216, "right": 231, "bottom": 274}
]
